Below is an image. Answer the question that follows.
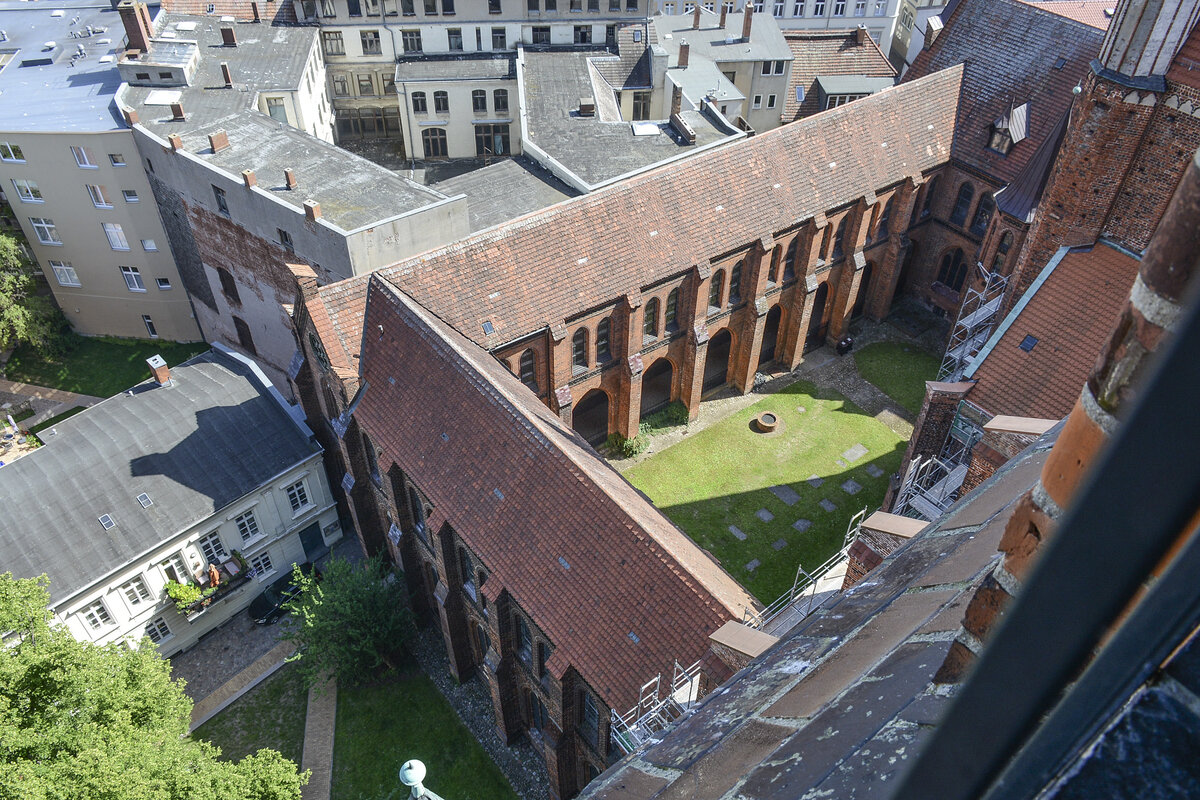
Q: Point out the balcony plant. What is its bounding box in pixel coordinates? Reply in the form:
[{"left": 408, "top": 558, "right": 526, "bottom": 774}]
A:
[{"left": 164, "top": 580, "right": 202, "bottom": 613}]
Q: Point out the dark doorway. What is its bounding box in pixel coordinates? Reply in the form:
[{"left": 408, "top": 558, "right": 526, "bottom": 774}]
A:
[
  {"left": 760, "top": 305, "right": 781, "bottom": 366},
  {"left": 853, "top": 262, "right": 874, "bottom": 319},
  {"left": 703, "top": 329, "right": 733, "bottom": 392},
  {"left": 573, "top": 389, "right": 610, "bottom": 446},
  {"left": 298, "top": 521, "right": 328, "bottom": 562},
  {"left": 805, "top": 283, "right": 829, "bottom": 352},
  {"left": 640, "top": 359, "right": 673, "bottom": 420}
]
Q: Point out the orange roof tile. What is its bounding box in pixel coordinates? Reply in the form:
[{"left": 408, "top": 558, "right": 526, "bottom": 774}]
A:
[
  {"left": 782, "top": 29, "right": 897, "bottom": 122},
  {"left": 1166, "top": 17, "right": 1200, "bottom": 89},
  {"left": 1017, "top": 0, "right": 1115, "bottom": 30}
]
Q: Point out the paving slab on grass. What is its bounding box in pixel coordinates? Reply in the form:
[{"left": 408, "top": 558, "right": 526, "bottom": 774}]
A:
[
  {"left": 819, "top": 498, "right": 838, "bottom": 512},
  {"left": 772, "top": 539, "right": 788, "bottom": 551},
  {"left": 792, "top": 519, "right": 812, "bottom": 533},
  {"left": 866, "top": 463, "right": 885, "bottom": 478},
  {"left": 769, "top": 484, "right": 802, "bottom": 506},
  {"left": 756, "top": 508, "right": 775, "bottom": 523},
  {"left": 746, "top": 559, "right": 761, "bottom": 572},
  {"left": 842, "top": 443, "right": 869, "bottom": 462},
  {"left": 842, "top": 479, "right": 863, "bottom": 495},
  {"left": 807, "top": 475, "right": 824, "bottom": 489},
  {"left": 836, "top": 459, "right": 847, "bottom": 468},
  {"left": 729, "top": 525, "right": 747, "bottom": 541}
]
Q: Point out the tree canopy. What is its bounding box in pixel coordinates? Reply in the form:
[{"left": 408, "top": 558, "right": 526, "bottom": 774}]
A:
[
  {"left": 281, "top": 555, "right": 415, "bottom": 688},
  {"left": 0, "top": 572, "right": 308, "bottom": 800},
  {"left": 0, "top": 234, "right": 67, "bottom": 355}
]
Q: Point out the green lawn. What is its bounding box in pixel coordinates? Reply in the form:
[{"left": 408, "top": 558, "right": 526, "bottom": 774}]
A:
[
  {"left": 852, "top": 341, "right": 941, "bottom": 414},
  {"left": 191, "top": 664, "right": 309, "bottom": 765},
  {"left": 30, "top": 406, "right": 86, "bottom": 435},
  {"left": 333, "top": 673, "right": 518, "bottom": 800},
  {"left": 624, "top": 380, "right": 906, "bottom": 603},
  {"left": 5, "top": 337, "right": 207, "bottom": 398}
]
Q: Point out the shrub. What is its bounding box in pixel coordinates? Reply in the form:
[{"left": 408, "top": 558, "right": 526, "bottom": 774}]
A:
[
  {"left": 164, "top": 580, "right": 201, "bottom": 612},
  {"left": 606, "top": 432, "right": 649, "bottom": 458},
  {"left": 638, "top": 401, "right": 690, "bottom": 436}
]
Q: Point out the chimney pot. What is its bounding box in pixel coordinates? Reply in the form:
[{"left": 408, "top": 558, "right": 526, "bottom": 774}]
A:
[
  {"left": 742, "top": 3, "right": 753, "bottom": 41},
  {"left": 220, "top": 26, "right": 237, "bottom": 47},
  {"left": 123, "top": 107, "right": 139, "bottom": 125},
  {"left": 242, "top": 169, "right": 256, "bottom": 188},
  {"left": 170, "top": 101, "right": 185, "bottom": 120},
  {"left": 719, "top": 4, "right": 728, "bottom": 27},
  {"left": 251, "top": 1, "right": 261, "bottom": 21},
  {"left": 167, "top": 133, "right": 183, "bottom": 151},
  {"left": 209, "top": 129, "right": 230, "bottom": 152},
  {"left": 285, "top": 168, "right": 298, "bottom": 190},
  {"left": 693, "top": 3, "right": 702, "bottom": 28},
  {"left": 304, "top": 200, "right": 321, "bottom": 221},
  {"left": 220, "top": 61, "right": 233, "bottom": 87},
  {"left": 146, "top": 354, "right": 170, "bottom": 386},
  {"left": 679, "top": 40, "right": 690, "bottom": 68}
]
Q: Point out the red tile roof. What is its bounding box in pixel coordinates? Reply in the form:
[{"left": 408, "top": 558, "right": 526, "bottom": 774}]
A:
[
  {"left": 309, "top": 65, "right": 962, "bottom": 360},
  {"left": 1167, "top": 16, "right": 1200, "bottom": 89},
  {"left": 967, "top": 242, "right": 1140, "bottom": 420},
  {"left": 1017, "top": 0, "right": 1115, "bottom": 30},
  {"left": 357, "top": 276, "right": 757, "bottom": 711},
  {"left": 904, "top": 0, "right": 1103, "bottom": 187},
  {"left": 782, "top": 29, "right": 897, "bottom": 122}
]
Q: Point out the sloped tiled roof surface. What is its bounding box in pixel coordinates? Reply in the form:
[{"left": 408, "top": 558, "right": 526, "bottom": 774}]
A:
[
  {"left": 782, "top": 30, "right": 897, "bottom": 121},
  {"left": 590, "top": 25, "right": 656, "bottom": 89},
  {"left": 904, "top": 0, "right": 1102, "bottom": 186},
  {"left": 1018, "top": 0, "right": 1114, "bottom": 29},
  {"left": 1166, "top": 16, "right": 1200, "bottom": 89},
  {"left": 356, "top": 277, "right": 756, "bottom": 711},
  {"left": 316, "top": 66, "right": 960, "bottom": 355},
  {"left": 968, "top": 243, "right": 1140, "bottom": 420}
]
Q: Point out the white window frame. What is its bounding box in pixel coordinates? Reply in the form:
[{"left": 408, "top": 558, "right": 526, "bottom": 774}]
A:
[
  {"left": 234, "top": 509, "right": 263, "bottom": 543},
  {"left": 854, "top": 0, "right": 865, "bottom": 15},
  {"left": 752, "top": 94, "right": 762, "bottom": 109},
  {"left": 71, "top": 145, "right": 98, "bottom": 168},
  {"left": 160, "top": 552, "right": 191, "bottom": 584},
  {"left": 109, "top": 153, "right": 127, "bottom": 166},
  {"left": 156, "top": 277, "right": 172, "bottom": 290},
  {"left": 87, "top": 184, "right": 113, "bottom": 208},
  {"left": 30, "top": 217, "right": 62, "bottom": 245},
  {"left": 12, "top": 179, "right": 43, "bottom": 203},
  {"left": 141, "top": 238, "right": 158, "bottom": 252},
  {"left": 121, "top": 575, "right": 152, "bottom": 608},
  {"left": 103, "top": 222, "right": 130, "bottom": 251},
  {"left": 197, "top": 531, "right": 228, "bottom": 565},
  {"left": 767, "top": 94, "right": 777, "bottom": 108},
  {"left": 121, "top": 265, "right": 146, "bottom": 292},
  {"left": 285, "top": 479, "right": 312, "bottom": 514},
  {"left": 122, "top": 189, "right": 139, "bottom": 203},
  {"left": 0, "top": 142, "right": 25, "bottom": 162},
  {"left": 81, "top": 599, "right": 113, "bottom": 630},
  {"left": 874, "top": 0, "right": 886, "bottom": 14},
  {"left": 145, "top": 617, "right": 173, "bottom": 644},
  {"left": 142, "top": 314, "right": 159, "bottom": 339},
  {"left": 49, "top": 261, "right": 81, "bottom": 287},
  {"left": 249, "top": 551, "right": 275, "bottom": 580}
]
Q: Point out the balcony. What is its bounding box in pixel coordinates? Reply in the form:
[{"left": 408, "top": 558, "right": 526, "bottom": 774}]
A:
[{"left": 177, "top": 559, "right": 252, "bottom": 622}]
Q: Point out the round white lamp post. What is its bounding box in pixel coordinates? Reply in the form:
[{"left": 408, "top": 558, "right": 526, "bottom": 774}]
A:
[{"left": 399, "top": 759, "right": 427, "bottom": 799}]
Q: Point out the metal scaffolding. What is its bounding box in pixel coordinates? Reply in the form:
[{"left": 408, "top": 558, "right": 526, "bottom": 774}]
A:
[
  {"left": 609, "top": 659, "right": 705, "bottom": 756},
  {"left": 939, "top": 264, "right": 1009, "bottom": 382},
  {"left": 894, "top": 455, "right": 969, "bottom": 521}
]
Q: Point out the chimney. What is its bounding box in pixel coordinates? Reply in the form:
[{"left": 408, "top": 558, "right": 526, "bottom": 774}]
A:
[
  {"left": 167, "top": 133, "right": 183, "bottom": 151},
  {"left": 220, "top": 61, "right": 233, "bottom": 87},
  {"left": 209, "top": 129, "right": 230, "bottom": 152},
  {"left": 146, "top": 354, "right": 170, "bottom": 387},
  {"left": 855, "top": 25, "right": 868, "bottom": 45},
  {"left": 719, "top": 3, "right": 727, "bottom": 27},
  {"left": 242, "top": 169, "right": 256, "bottom": 188},
  {"left": 671, "top": 82, "right": 682, "bottom": 116},
  {"left": 924, "top": 16, "right": 944, "bottom": 50},
  {"left": 122, "top": 107, "right": 139, "bottom": 125},
  {"left": 742, "top": 2, "right": 753, "bottom": 41},
  {"left": 692, "top": 2, "right": 701, "bottom": 29},
  {"left": 679, "top": 40, "right": 690, "bottom": 68},
  {"left": 220, "top": 26, "right": 237, "bottom": 47},
  {"left": 304, "top": 200, "right": 321, "bottom": 221},
  {"left": 117, "top": 0, "right": 151, "bottom": 53},
  {"left": 285, "top": 168, "right": 298, "bottom": 190},
  {"left": 170, "top": 101, "right": 185, "bottom": 120},
  {"left": 251, "top": 1, "right": 261, "bottom": 21}
]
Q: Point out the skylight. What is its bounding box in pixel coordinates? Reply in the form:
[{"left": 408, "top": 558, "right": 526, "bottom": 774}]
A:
[
  {"left": 98, "top": 514, "right": 116, "bottom": 530},
  {"left": 137, "top": 493, "right": 153, "bottom": 508},
  {"left": 1019, "top": 334, "right": 1039, "bottom": 352}
]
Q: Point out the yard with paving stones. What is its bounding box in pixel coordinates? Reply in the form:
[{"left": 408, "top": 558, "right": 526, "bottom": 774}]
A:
[{"left": 623, "top": 379, "right": 906, "bottom": 604}]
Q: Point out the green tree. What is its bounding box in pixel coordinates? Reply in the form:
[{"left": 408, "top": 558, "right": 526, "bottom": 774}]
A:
[
  {"left": 281, "top": 556, "right": 415, "bottom": 688},
  {"left": 0, "top": 572, "right": 308, "bottom": 799},
  {"left": 0, "top": 234, "right": 66, "bottom": 355}
]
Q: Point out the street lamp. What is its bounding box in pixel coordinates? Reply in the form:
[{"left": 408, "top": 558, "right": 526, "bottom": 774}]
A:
[{"left": 399, "top": 759, "right": 427, "bottom": 799}]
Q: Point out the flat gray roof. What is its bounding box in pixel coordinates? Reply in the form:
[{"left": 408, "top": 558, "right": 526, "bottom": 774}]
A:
[
  {"left": 0, "top": 0, "right": 127, "bottom": 132},
  {"left": 0, "top": 349, "right": 321, "bottom": 606},
  {"left": 652, "top": 9, "right": 794, "bottom": 65},
  {"left": 429, "top": 156, "right": 577, "bottom": 232},
  {"left": 521, "top": 48, "right": 734, "bottom": 187},
  {"left": 396, "top": 53, "right": 516, "bottom": 82},
  {"left": 816, "top": 74, "right": 895, "bottom": 95},
  {"left": 122, "top": 13, "right": 447, "bottom": 229}
]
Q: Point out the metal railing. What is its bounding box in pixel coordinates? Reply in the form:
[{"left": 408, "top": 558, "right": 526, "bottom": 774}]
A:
[{"left": 610, "top": 658, "right": 705, "bottom": 756}]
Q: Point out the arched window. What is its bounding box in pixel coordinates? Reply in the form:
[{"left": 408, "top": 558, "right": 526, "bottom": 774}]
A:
[
  {"left": 865, "top": 204, "right": 880, "bottom": 245},
  {"left": 519, "top": 349, "right": 538, "bottom": 390},
  {"left": 643, "top": 297, "right": 659, "bottom": 339},
  {"left": 458, "top": 547, "right": 475, "bottom": 596},
  {"left": 476, "top": 623, "right": 491, "bottom": 657},
  {"left": 471, "top": 88, "right": 487, "bottom": 112},
  {"left": 970, "top": 193, "right": 995, "bottom": 237},
  {"left": 528, "top": 690, "right": 548, "bottom": 730},
  {"left": 493, "top": 88, "right": 509, "bottom": 112},
  {"left": 937, "top": 247, "right": 968, "bottom": 292},
  {"left": 515, "top": 615, "right": 532, "bottom": 663},
  {"left": 665, "top": 288, "right": 679, "bottom": 330},
  {"left": 992, "top": 230, "right": 1014, "bottom": 271},
  {"left": 536, "top": 642, "right": 548, "bottom": 678},
  {"left": 411, "top": 91, "right": 427, "bottom": 113},
  {"left": 783, "top": 236, "right": 798, "bottom": 280},
  {"left": 921, "top": 174, "right": 939, "bottom": 218},
  {"left": 421, "top": 128, "right": 447, "bottom": 158},
  {"left": 433, "top": 90, "right": 449, "bottom": 113},
  {"left": 596, "top": 318, "right": 612, "bottom": 362},
  {"left": 580, "top": 692, "right": 600, "bottom": 749},
  {"left": 572, "top": 328, "right": 588, "bottom": 371},
  {"left": 768, "top": 245, "right": 780, "bottom": 283},
  {"left": 878, "top": 196, "right": 895, "bottom": 238},
  {"left": 729, "top": 261, "right": 743, "bottom": 303},
  {"left": 709, "top": 270, "right": 724, "bottom": 310},
  {"left": 949, "top": 182, "right": 974, "bottom": 227},
  {"left": 831, "top": 216, "right": 847, "bottom": 261}
]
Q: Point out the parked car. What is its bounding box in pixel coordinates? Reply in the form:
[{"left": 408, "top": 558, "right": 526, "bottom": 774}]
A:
[{"left": 248, "top": 562, "right": 319, "bottom": 624}]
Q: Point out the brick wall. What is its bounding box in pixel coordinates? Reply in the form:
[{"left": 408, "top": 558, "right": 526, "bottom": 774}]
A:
[{"left": 159, "top": 0, "right": 297, "bottom": 23}]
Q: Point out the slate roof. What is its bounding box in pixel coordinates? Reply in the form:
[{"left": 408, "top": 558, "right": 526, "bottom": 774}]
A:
[
  {"left": 307, "top": 64, "right": 963, "bottom": 364},
  {"left": 904, "top": 0, "right": 1103, "bottom": 187},
  {"left": 966, "top": 242, "right": 1140, "bottom": 420},
  {"left": 590, "top": 24, "right": 656, "bottom": 90},
  {"left": 580, "top": 422, "right": 1063, "bottom": 799},
  {"left": 782, "top": 29, "right": 897, "bottom": 121},
  {"left": 994, "top": 109, "right": 1069, "bottom": 223},
  {"left": 357, "top": 276, "right": 756, "bottom": 711},
  {"left": 0, "top": 349, "right": 319, "bottom": 606}
]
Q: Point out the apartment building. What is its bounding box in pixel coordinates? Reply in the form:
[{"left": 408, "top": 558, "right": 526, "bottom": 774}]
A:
[
  {"left": 652, "top": 0, "right": 901, "bottom": 53},
  {"left": 0, "top": 0, "right": 200, "bottom": 343}
]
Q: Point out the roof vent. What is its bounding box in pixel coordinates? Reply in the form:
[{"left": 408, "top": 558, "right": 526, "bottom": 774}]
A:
[
  {"left": 98, "top": 514, "right": 116, "bottom": 530},
  {"left": 578, "top": 97, "right": 596, "bottom": 117},
  {"left": 137, "top": 493, "right": 153, "bottom": 508}
]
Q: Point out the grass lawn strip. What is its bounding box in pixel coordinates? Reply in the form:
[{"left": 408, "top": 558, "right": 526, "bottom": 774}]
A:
[
  {"left": 5, "top": 337, "right": 207, "bottom": 398},
  {"left": 191, "top": 664, "right": 308, "bottom": 765},
  {"left": 623, "top": 380, "right": 905, "bottom": 603},
  {"left": 852, "top": 341, "right": 941, "bottom": 415},
  {"left": 332, "top": 673, "right": 519, "bottom": 800},
  {"left": 30, "top": 406, "right": 86, "bottom": 436}
]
